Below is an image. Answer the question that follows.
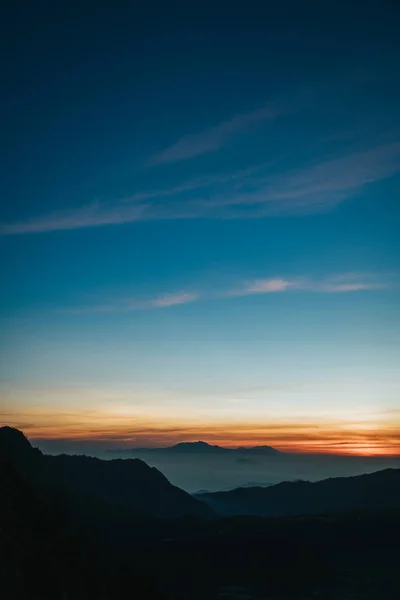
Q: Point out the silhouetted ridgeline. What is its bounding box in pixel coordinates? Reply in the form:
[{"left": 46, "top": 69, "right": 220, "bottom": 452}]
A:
[
  {"left": 0, "top": 426, "right": 211, "bottom": 520},
  {"left": 0, "top": 427, "right": 167, "bottom": 599},
  {"left": 107, "top": 440, "right": 282, "bottom": 455},
  {"left": 103, "top": 439, "right": 400, "bottom": 494},
  {"left": 196, "top": 468, "right": 400, "bottom": 516},
  {"left": 2, "top": 426, "right": 400, "bottom": 599}
]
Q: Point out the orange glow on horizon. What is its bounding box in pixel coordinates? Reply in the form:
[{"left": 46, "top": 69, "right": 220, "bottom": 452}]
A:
[{"left": 2, "top": 405, "right": 399, "bottom": 456}]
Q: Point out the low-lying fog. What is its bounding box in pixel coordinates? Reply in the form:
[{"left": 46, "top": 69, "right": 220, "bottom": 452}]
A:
[
  {"left": 34, "top": 439, "right": 400, "bottom": 493},
  {"left": 111, "top": 451, "right": 400, "bottom": 493}
]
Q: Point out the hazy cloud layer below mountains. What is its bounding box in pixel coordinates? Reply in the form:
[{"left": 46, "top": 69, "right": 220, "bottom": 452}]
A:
[{"left": 34, "top": 440, "right": 400, "bottom": 492}]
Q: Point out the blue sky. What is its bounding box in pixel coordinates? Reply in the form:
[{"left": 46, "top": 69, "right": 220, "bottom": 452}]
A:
[{"left": 1, "top": 2, "right": 399, "bottom": 452}]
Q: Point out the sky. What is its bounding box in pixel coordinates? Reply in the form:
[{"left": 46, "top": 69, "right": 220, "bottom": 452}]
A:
[{"left": 1, "top": 1, "right": 400, "bottom": 455}]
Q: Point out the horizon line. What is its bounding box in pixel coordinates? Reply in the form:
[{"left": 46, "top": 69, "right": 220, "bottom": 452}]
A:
[{"left": 29, "top": 435, "right": 400, "bottom": 458}]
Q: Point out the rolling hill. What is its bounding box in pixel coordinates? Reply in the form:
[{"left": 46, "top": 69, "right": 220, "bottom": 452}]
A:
[{"left": 196, "top": 468, "right": 400, "bottom": 517}]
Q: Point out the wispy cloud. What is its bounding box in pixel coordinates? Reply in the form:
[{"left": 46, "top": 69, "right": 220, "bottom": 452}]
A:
[
  {"left": 195, "top": 142, "right": 400, "bottom": 217},
  {"left": 63, "top": 291, "right": 199, "bottom": 314},
  {"left": 62, "top": 273, "right": 387, "bottom": 314},
  {"left": 0, "top": 176, "right": 220, "bottom": 235},
  {"left": 318, "top": 282, "right": 381, "bottom": 293},
  {"left": 2, "top": 142, "right": 400, "bottom": 235},
  {"left": 233, "top": 273, "right": 387, "bottom": 297},
  {"left": 150, "top": 103, "right": 283, "bottom": 165},
  {"left": 245, "top": 278, "right": 295, "bottom": 294},
  {"left": 0, "top": 164, "right": 266, "bottom": 235},
  {"left": 150, "top": 292, "right": 198, "bottom": 308},
  {"left": 0, "top": 201, "right": 149, "bottom": 235},
  {"left": 259, "top": 142, "right": 400, "bottom": 212}
]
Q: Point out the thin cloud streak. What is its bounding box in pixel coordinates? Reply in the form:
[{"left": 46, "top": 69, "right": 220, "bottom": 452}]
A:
[
  {"left": 150, "top": 103, "right": 284, "bottom": 165},
  {"left": 63, "top": 291, "right": 199, "bottom": 314},
  {"left": 320, "top": 282, "right": 383, "bottom": 293},
  {"left": 2, "top": 143, "right": 400, "bottom": 235},
  {"left": 61, "top": 273, "right": 387, "bottom": 314},
  {"left": 245, "top": 278, "right": 295, "bottom": 294},
  {"left": 0, "top": 164, "right": 267, "bottom": 235},
  {"left": 196, "top": 142, "right": 400, "bottom": 216},
  {"left": 229, "top": 274, "right": 387, "bottom": 297},
  {"left": 151, "top": 292, "right": 198, "bottom": 308}
]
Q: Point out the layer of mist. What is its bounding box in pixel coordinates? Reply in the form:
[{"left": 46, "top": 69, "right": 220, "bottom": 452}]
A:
[{"left": 34, "top": 439, "right": 400, "bottom": 493}]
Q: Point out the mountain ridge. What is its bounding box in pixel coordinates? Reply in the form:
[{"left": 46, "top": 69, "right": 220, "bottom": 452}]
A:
[
  {"left": 196, "top": 468, "right": 400, "bottom": 517},
  {"left": 107, "top": 440, "right": 281, "bottom": 455},
  {"left": 0, "top": 426, "right": 213, "bottom": 520}
]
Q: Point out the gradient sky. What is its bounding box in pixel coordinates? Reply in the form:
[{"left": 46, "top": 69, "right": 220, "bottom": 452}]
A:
[{"left": 1, "top": 2, "right": 400, "bottom": 455}]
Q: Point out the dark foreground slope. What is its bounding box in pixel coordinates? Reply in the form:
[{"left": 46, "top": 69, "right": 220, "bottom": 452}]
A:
[
  {"left": 196, "top": 468, "right": 400, "bottom": 517},
  {"left": 148, "top": 511, "right": 400, "bottom": 600},
  {"left": 0, "top": 454, "right": 166, "bottom": 600},
  {"left": 2, "top": 426, "right": 400, "bottom": 599},
  {"left": 0, "top": 426, "right": 211, "bottom": 520}
]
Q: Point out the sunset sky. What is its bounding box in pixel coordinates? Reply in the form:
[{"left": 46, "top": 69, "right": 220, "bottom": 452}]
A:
[{"left": 1, "top": 2, "right": 399, "bottom": 455}]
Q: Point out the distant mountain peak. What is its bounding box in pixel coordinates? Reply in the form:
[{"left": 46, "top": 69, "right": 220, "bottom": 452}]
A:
[
  {"left": 173, "top": 441, "right": 211, "bottom": 447},
  {"left": 167, "top": 441, "right": 226, "bottom": 453},
  {"left": 163, "top": 441, "right": 281, "bottom": 454},
  {"left": 107, "top": 440, "right": 281, "bottom": 454}
]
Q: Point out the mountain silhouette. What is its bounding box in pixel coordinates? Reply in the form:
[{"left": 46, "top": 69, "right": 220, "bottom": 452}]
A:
[
  {"left": 0, "top": 428, "right": 166, "bottom": 599},
  {"left": 2, "top": 426, "right": 400, "bottom": 599},
  {"left": 165, "top": 441, "right": 227, "bottom": 453},
  {"left": 196, "top": 468, "right": 400, "bottom": 517},
  {"left": 236, "top": 445, "right": 281, "bottom": 455},
  {"left": 0, "top": 426, "right": 41, "bottom": 467},
  {"left": 108, "top": 440, "right": 281, "bottom": 455},
  {"left": 0, "top": 426, "right": 212, "bottom": 520}
]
